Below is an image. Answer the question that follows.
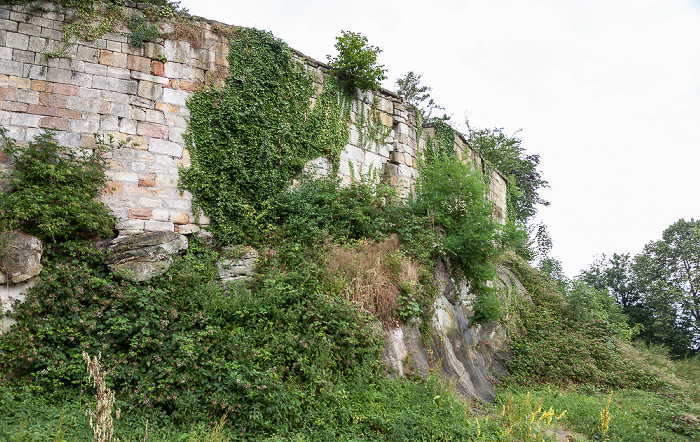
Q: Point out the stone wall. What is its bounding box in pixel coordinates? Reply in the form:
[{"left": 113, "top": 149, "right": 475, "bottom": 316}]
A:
[{"left": 0, "top": 2, "right": 507, "bottom": 236}]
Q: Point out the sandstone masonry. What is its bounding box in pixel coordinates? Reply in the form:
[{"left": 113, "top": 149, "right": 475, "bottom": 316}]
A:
[{"left": 0, "top": 3, "right": 507, "bottom": 235}]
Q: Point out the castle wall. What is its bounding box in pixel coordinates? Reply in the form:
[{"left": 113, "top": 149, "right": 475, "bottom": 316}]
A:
[{"left": 0, "top": 2, "right": 507, "bottom": 236}]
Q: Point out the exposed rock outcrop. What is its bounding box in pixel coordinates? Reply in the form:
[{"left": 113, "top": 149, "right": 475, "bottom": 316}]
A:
[
  {"left": 383, "top": 262, "right": 524, "bottom": 402},
  {"left": 0, "top": 232, "right": 43, "bottom": 284},
  {"left": 103, "top": 231, "right": 188, "bottom": 282},
  {"left": 1, "top": 232, "right": 43, "bottom": 333}
]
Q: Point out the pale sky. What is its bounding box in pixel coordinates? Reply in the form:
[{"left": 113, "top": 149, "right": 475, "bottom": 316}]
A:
[{"left": 179, "top": 0, "right": 700, "bottom": 276}]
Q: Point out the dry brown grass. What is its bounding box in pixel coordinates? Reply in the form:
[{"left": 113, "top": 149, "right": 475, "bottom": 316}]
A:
[{"left": 324, "top": 234, "right": 422, "bottom": 327}]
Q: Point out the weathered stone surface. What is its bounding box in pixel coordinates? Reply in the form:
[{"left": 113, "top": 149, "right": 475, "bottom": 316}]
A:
[
  {"left": 0, "top": 232, "right": 43, "bottom": 284},
  {"left": 103, "top": 231, "right": 187, "bottom": 281},
  {"left": 1, "top": 275, "right": 38, "bottom": 334},
  {"left": 218, "top": 247, "right": 258, "bottom": 283},
  {"left": 382, "top": 263, "right": 515, "bottom": 403}
]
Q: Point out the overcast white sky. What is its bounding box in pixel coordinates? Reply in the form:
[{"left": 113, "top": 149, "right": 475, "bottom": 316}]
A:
[{"left": 179, "top": 0, "right": 700, "bottom": 277}]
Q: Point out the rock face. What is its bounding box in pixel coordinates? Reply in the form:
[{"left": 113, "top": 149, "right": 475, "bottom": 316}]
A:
[
  {"left": 382, "top": 263, "right": 527, "bottom": 402},
  {"left": 0, "top": 232, "right": 43, "bottom": 284},
  {"left": 1, "top": 232, "right": 43, "bottom": 333},
  {"left": 218, "top": 247, "right": 258, "bottom": 283},
  {"left": 103, "top": 232, "right": 188, "bottom": 282}
]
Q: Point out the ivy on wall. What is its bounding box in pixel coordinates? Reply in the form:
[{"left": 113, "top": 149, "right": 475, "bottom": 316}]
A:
[{"left": 181, "top": 27, "right": 349, "bottom": 244}]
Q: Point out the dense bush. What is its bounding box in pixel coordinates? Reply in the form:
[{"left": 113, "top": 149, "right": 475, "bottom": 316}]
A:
[{"left": 0, "top": 129, "right": 116, "bottom": 242}]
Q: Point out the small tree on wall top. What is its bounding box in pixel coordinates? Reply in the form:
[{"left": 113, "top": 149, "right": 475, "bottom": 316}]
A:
[{"left": 327, "top": 30, "right": 387, "bottom": 93}]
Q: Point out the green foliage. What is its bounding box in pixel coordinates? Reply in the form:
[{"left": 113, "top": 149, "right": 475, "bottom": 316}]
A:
[
  {"left": 496, "top": 385, "right": 700, "bottom": 441},
  {"left": 266, "top": 175, "right": 398, "bottom": 246},
  {"left": 414, "top": 154, "right": 500, "bottom": 323},
  {"left": 583, "top": 219, "right": 700, "bottom": 357},
  {"left": 0, "top": 129, "right": 115, "bottom": 242},
  {"left": 394, "top": 71, "right": 444, "bottom": 120},
  {"left": 425, "top": 119, "right": 456, "bottom": 160},
  {"left": 181, "top": 27, "right": 348, "bottom": 245},
  {"left": 327, "top": 31, "right": 387, "bottom": 93},
  {"left": 502, "top": 252, "right": 664, "bottom": 389},
  {"left": 126, "top": 14, "right": 162, "bottom": 48},
  {"left": 468, "top": 127, "right": 549, "bottom": 224},
  {"left": 632, "top": 218, "right": 700, "bottom": 355}
]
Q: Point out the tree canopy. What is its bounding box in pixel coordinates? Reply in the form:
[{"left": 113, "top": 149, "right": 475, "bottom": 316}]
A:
[{"left": 467, "top": 127, "right": 549, "bottom": 224}]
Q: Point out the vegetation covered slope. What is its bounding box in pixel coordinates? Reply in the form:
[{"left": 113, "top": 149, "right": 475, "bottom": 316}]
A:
[{"left": 1, "top": 15, "right": 699, "bottom": 442}]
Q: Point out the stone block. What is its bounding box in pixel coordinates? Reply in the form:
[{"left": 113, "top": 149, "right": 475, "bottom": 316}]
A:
[
  {"left": 39, "top": 91, "right": 67, "bottom": 107},
  {"left": 30, "top": 79, "right": 50, "bottom": 92},
  {"left": 84, "top": 62, "right": 108, "bottom": 76},
  {"left": 104, "top": 180, "right": 124, "bottom": 196},
  {"left": 129, "top": 208, "right": 151, "bottom": 219},
  {"left": 100, "top": 90, "right": 129, "bottom": 104},
  {"left": 0, "top": 18, "right": 17, "bottom": 32},
  {"left": 10, "top": 113, "right": 40, "bottom": 127},
  {"left": 104, "top": 102, "right": 127, "bottom": 118},
  {"left": 139, "top": 177, "right": 155, "bottom": 187},
  {"left": 0, "top": 86, "right": 17, "bottom": 101},
  {"left": 137, "top": 80, "right": 163, "bottom": 101},
  {"left": 131, "top": 70, "right": 169, "bottom": 85},
  {"left": 131, "top": 107, "right": 146, "bottom": 121},
  {"left": 0, "top": 47, "right": 11, "bottom": 63},
  {"left": 379, "top": 112, "right": 393, "bottom": 127},
  {"left": 145, "top": 109, "right": 165, "bottom": 124},
  {"left": 177, "top": 224, "right": 199, "bottom": 235},
  {"left": 107, "top": 66, "right": 131, "bottom": 80},
  {"left": 377, "top": 97, "right": 393, "bottom": 114},
  {"left": 151, "top": 61, "right": 164, "bottom": 76},
  {"left": 6, "top": 76, "right": 28, "bottom": 90},
  {"left": 99, "top": 114, "right": 119, "bottom": 131},
  {"left": 5, "top": 32, "right": 28, "bottom": 50},
  {"left": 168, "top": 125, "right": 185, "bottom": 144},
  {"left": 116, "top": 219, "right": 144, "bottom": 231},
  {"left": 69, "top": 116, "right": 98, "bottom": 134},
  {"left": 144, "top": 220, "right": 174, "bottom": 232},
  {"left": 12, "top": 49, "right": 33, "bottom": 63},
  {"left": 17, "top": 89, "right": 38, "bottom": 104},
  {"left": 92, "top": 75, "right": 119, "bottom": 91},
  {"left": 127, "top": 187, "right": 150, "bottom": 196},
  {"left": 77, "top": 45, "right": 99, "bottom": 62},
  {"left": 119, "top": 118, "right": 137, "bottom": 134},
  {"left": 1, "top": 101, "right": 27, "bottom": 112},
  {"left": 170, "top": 211, "right": 188, "bottom": 225},
  {"left": 46, "top": 67, "right": 72, "bottom": 84},
  {"left": 40, "top": 27, "right": 62, "bottom": 40},
  {"left": 155, "top": 173, "right": 178, "bottom": 188},
  {"left": 27, "top": 105, "right": 55, "bottom": 116},
  {"left": 70, "top": 72, "right": 93, "bottom": 88},
  {"left": 152, "top": 209, "right": 169, "bottom": 221},
  {"left": 137, "top": 122, "right": 168, "bottom": 139},
  {"left": 17, "top": 22, "right": 39, "bottom": 37},
  {"left": 127, "top": 55, "right": 151, "bottom": 73},
  {"left": 149, "top": 139, "right": 183, "bottom": 158},
  {"left": 0, "top": 59, "right": 23, "bottom": 76},
  {"left": 162, "top": 87, "right": 189, "bottom": 106},
  {"left": 39, "top": 116, "right": 70, "bottom": 131},
  {"left": 163, "top": 61, "right": 182, "bottom": 78}
]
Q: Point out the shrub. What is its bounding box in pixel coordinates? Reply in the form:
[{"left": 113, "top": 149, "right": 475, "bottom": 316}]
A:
[
  {"left": 0, "top": 129, "right": 115, "bottom": 242},
  {"left": 327, "top": 31, "right": 387, "bottom": 92},
  {"left": 413, "top": 153, "right": 500, "bottom": 322}
]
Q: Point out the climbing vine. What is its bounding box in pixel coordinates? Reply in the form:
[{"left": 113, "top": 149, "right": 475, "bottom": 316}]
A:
[
  {"left": 181, "top": 27, "right": 349, "bottom": 244},
  {"left": 354, "top": 97, "right": 390, "bottom": 152}
]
